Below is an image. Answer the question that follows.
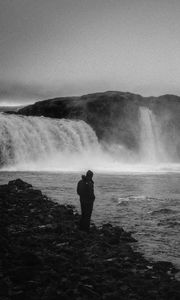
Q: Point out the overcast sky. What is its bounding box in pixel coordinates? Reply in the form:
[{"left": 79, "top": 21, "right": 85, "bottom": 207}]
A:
[{"left": 0, "top": 0, "right": 180, "bottom": 105}]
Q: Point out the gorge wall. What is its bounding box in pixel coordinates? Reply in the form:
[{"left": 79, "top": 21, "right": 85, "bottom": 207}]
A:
[
  {"left": 1, "top": 91, "right": 180, "bottom": 171},
  {"left": 17, "top": 91, "right": 180, "bottom": 158},
  {"left": 17, "top": 92, "right": 142, "bottom": 149}
]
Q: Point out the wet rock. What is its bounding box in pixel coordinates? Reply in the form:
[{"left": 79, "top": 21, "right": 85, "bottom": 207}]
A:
[
  {"left": 153, "top": 261, "right": 176, "bottom": 273},
  {"left": 18, "top": 251, "right": 42, "bottom": 267},
  {"left": 8, "top": 178, "right": 32, "bottom": 190},
  {"left": 9, "top": 266, "right": 38, "bottom": 284},
  {"left": 0, "top": 278, "right": 9, "bottom": 297},
  {"left": 1, "top": 179, "right": 180, "bottom": 300}
]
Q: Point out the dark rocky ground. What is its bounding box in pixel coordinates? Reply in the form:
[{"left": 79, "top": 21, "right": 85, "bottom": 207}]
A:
[{"left": 0, "top": 179, "right": 180, "bottom": 300}]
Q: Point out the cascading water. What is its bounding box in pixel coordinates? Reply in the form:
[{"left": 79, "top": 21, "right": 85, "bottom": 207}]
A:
[
  {"left": 139, "top": 107, "right": 168, "bottom": 163},
  {"left": 0, "top": 110, "right": 179, "bottom": 172},
  {"left": 0, "top": 113, "right": 102, "bottom": 171}
]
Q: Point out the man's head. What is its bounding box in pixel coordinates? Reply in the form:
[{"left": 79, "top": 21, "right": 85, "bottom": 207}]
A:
[{"left": 86, "top": 170, "right": 93, "bottom": 180}]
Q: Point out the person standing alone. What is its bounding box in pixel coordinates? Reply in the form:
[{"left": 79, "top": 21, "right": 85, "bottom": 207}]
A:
[{"left": 77, "top": 170, "right": 95, "bottom": 232}]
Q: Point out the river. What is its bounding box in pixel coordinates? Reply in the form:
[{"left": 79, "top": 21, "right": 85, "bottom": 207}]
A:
[{"left": 1, "top": 171, "right": 180, "bottom": 269}]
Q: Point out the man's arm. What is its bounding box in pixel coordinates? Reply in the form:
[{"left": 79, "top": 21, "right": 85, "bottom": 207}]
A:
[
  {"left": 88, "top": 181, "right": 95, "bottom": 201},
  {"left": 77, "top": 181, "right": 81, "bottom": 196}
]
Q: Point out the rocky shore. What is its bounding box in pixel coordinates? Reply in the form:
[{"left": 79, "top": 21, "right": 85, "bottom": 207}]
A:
[{"left": 1, "top": 179, "right": 180, "bottom": 300}]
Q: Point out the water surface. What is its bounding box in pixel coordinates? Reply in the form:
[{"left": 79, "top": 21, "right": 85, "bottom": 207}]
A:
[{"left": 1, "top": 171, "right": 180, "bottom": 269}]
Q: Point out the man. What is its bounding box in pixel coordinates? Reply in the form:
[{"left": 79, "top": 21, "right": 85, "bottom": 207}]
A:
[{"left": 77, "top": 170, "right": 95, "bottom": 232}]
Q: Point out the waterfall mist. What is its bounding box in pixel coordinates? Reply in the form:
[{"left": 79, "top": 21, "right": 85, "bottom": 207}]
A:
[
  {"left": 0, "top": 109, "right": 180, "bottom": 173},
  {"left": 139, "top": 107, "right": 169, "bottom": 163},
  {"left": 0, "top": 113, "right": 104, "bottom": 171}
]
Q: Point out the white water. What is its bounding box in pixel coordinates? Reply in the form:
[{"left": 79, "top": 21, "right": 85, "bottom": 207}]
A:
[
  {"left": 0, "top": 109, "right": 180, "bottom": 172},
  {"left": 139, "top": 107, "right": 168, "bottom": 163},
  {"left": 0, "top": 113, "right": 105, "bottom": 171}
]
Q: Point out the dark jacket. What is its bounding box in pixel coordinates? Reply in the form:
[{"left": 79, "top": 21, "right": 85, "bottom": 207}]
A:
[{"left": 77, "top": 176, "right": 95, "bottom": 201}]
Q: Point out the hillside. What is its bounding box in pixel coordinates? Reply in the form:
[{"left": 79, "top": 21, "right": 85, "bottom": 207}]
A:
[{"left": 17, "top": 91, "right": 180, "bottom": 153}]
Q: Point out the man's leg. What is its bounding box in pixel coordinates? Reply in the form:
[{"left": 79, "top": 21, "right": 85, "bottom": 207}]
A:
[
  {"left": 85, "top": 201, "right": 94, "bottom": 232},
  {"left": 80, "top": 199, "right": 86, "bottom": 231}
]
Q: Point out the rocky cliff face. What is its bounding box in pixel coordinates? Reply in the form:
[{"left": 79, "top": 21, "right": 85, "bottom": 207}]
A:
[{"left": 17, "top": 91, "right": 180, "bottom": 153}]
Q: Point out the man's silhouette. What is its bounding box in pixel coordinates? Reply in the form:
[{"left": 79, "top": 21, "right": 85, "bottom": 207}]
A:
[{"left": 77, "top": 170, "right": 95, "bottom": 232}]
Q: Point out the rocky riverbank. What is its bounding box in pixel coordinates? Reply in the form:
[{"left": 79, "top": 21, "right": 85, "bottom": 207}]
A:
[{"left": 0, "top": 179, "right": 180, "bottom": 300}]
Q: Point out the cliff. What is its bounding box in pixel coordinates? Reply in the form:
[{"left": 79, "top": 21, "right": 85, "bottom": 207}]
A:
[
  {"left": 17, "top": 91, "right": 180, "bottom": 152},
  {"left": 17, "top": 92, "right": 140, "bottom": 147}
]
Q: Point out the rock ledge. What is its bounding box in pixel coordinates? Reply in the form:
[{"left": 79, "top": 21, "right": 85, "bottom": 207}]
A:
[{"left": 0, "top": 179, "right": 180, "bottom": 299}]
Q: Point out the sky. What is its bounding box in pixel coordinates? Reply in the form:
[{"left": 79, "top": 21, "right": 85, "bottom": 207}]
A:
[{"left": 0, "top": 0, "right": 180, "bottom": 105}]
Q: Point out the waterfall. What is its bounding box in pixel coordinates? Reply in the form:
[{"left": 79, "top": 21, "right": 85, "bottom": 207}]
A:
[
  {"left": 0, "top": 113, "right": 101, "bottom": 170},
  {"left": 0, "top": 110, "right": 178, "bottom": 172},
  {"left": 139, "top": 107, "right": 167, "bottom": 163}
]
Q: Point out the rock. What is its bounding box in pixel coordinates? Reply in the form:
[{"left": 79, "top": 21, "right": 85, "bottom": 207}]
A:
[
  {"left": 175, "top": 272, "right": 180, "bottom": 281},
  {"left": 153, "top": 261, "right": 176, "bottom": 273},
  {"left": 0, "top": 278, "right": 9, "bottom": 297},
  {"left": 8, "top": 179, "right": 32, "bottom": 190},
  {"left": 9, "top": 266, "right": 37, "bottom": 284},
  {"left": 1, "top": 179, "right": 180, "bottom": 300},
  {"left": 17, "top": 91, "right": 180, "bottom": 155},
  {"left": 18, "top": 251, "right": 42, "bottom": 267}
]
